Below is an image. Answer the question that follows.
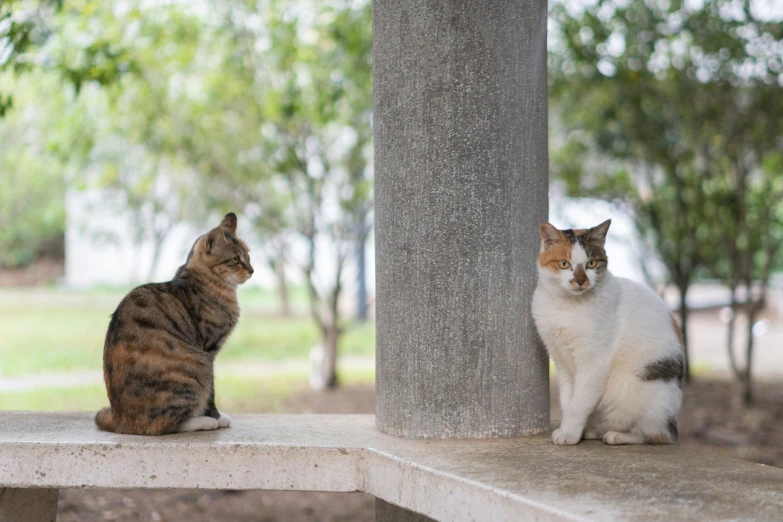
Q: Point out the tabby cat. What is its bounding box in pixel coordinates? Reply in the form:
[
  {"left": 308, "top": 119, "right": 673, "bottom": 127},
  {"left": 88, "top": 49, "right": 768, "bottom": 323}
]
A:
[
  {"left": 532, "top": 220, "right": 683, "bottom": 445},
  {"left": 95, "top": 213, "right": 253, "bottom": 435}
]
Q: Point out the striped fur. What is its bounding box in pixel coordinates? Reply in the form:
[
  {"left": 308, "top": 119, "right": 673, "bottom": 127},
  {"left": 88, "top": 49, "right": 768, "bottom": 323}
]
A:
[{"left": 95, "top": 213, "right": 254, "bottom": 435}]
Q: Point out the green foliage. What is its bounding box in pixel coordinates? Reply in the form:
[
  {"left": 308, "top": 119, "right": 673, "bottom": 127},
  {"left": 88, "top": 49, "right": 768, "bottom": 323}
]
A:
[
  {"left": 0, "top": 72, "right": 66, "bottom": 267},
  {"left": 0, "top": 163, "right": 65, "bottom": 268},
  {"left": 0, "top": 0, "right": 61, "bottom": 115},
  {"left": 550, "top": 0, "right": 783, "bottom": 385},
  {"left": 46, "top": 1, "right": 231, "bottom": 279},
  {"left": 550, "top": 0, "right": 783, "bottom": 288},
  {"left": 0, "top": 0, "right": 136, "bottom": 115}
]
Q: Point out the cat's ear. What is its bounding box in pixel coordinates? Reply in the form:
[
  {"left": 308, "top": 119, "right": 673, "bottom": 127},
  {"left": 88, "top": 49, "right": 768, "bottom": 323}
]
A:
[
  {"left": 219, "top": 212, "right": 238, "bottom": 234},
  {"left": 539, "top": 223, "right": 562, "bottom": 249},
  {"left": 201, "top": 233, "right": 215, "bottom": 255},
  {"left": 587, "top": 219, "right": 611, "bottom": 244}
]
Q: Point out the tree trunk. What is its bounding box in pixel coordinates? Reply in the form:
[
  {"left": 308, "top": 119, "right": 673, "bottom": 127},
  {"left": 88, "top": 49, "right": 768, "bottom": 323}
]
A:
[
  {"left": 678, "top": 284, "right": 691, "bottom": 382},
  {"left": 323, "top": 324, "right": 339, "bottom": 389},
  {"left": 742, "top": 290, "right": 766, "bottom": 405},
  {"left": 274, "top": 251, "right": 291, "bottom": 317},
  {"left": 147, "top": 235, "right": 166, "bottom": 282},
  {"left": 743, "top": 305, "right": 757, "bottom": 405},
  {"left": 309, "top": 325, "right": 340, "bottom": 391},
  {"left": 726, "top": 284, "right": 742, "bottom": 379}
]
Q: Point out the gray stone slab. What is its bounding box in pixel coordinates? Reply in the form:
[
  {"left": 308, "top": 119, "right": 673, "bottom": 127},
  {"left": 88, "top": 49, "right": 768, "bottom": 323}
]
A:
[{"left": 2, "top": 412, "right": 783, "bottom": 521}]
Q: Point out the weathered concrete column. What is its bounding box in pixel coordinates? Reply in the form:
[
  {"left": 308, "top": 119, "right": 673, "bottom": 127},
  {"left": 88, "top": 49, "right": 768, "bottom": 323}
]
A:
[
  {"left": 0, "top": 488, "right": 58, "bottom": 522},
  {"left": 374, "top": 0, "right": 550, "bottom": 439}
]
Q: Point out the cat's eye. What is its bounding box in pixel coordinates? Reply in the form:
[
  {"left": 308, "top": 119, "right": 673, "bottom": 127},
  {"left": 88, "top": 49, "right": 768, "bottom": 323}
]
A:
[
  {"left": 233, "top": 257, "right": 240, "bottom": 265},
  {"left": 557, "top": 260, "right": 570, "bottom": 269},
  {"left": 586, "top": 259, "right": 597, "bottom": 269}
]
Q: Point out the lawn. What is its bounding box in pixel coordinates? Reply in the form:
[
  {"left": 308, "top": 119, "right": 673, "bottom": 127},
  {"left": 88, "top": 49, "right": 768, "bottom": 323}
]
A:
[
  {"left": 0, "top": 286, "right": 375, "bottom": 378},
  {"left": 0, "top": 286, "right": 375, "bottom": 411}
]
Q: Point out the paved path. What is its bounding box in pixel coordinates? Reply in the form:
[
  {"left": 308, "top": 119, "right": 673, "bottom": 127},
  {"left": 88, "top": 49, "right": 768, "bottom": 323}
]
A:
[
  {"left": 686, "top": 310, "right": 783, "bottom": 379},
  {"left": 0, "top": 357, "right": 376, "bottom": 393}
]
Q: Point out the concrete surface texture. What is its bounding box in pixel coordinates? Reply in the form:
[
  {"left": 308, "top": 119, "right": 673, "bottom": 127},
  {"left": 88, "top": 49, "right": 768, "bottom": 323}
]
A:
[
  {"left": 2, "top": 412, "right": 783, "bottom": 521},
  {"left": 373, "top": 0, "right": 551, "bottom": 438}
]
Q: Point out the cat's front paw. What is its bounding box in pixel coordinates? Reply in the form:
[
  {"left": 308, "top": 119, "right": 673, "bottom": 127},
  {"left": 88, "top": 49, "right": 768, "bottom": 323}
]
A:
[
  {"left": 217, "top": 413, "right": 232, "bottom": 428},
  {"left": 178, "top": 416, "right": 220, "bottom": 432},
  {"left": 552, "top": 428, "right": 581, "bottom": 445}
]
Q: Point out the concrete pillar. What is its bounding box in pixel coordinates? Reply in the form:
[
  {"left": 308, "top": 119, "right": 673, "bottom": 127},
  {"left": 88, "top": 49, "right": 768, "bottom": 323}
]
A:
[
  {"left": 374, "top": 0, "right": 550, "bottom": 438},
  {"left": 375, "top": 499, "right": 434, "bottom": 522},
  {"left": 0, "top": 488, "right": 58, "bottom": 522}
]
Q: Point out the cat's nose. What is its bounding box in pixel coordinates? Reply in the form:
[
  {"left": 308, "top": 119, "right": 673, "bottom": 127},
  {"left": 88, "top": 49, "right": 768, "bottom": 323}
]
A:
[
  {"left": 576, "top": 279, "right": 587, "bottom": 286},
  {"left": 248, "top": 266, "right": 254, "bottom": 275}
]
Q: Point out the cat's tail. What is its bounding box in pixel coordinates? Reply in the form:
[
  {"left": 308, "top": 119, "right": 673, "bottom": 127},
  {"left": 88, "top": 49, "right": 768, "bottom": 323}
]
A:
[{"left": 95, "top": 407, "right": 116, "bottom": 432}]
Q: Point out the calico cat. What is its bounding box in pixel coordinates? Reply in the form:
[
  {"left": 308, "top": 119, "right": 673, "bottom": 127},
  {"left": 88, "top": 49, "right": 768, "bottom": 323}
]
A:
[
  {"left": 95, "top": 213, "right": 253, "bottom": 435},
  {"left": 532, "top": 219, "right": 683, "bottom": 445}
]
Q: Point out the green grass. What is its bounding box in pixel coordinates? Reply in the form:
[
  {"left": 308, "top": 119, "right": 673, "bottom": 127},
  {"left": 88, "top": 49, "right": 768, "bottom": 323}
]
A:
[
  {"left": 0, "top": 369, "right": 376, "bottom": 412},
  {"left": 0, "top": 287, "right": 375, "bottom": 378},
  {"left": 0, "top": 383, "right": 109, "bottom": 411}
]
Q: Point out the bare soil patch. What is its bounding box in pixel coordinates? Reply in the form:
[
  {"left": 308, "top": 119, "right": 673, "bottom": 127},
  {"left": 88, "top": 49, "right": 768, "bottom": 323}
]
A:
[{"left": 0, "top": 258, "right": 64, "bottom": 287}]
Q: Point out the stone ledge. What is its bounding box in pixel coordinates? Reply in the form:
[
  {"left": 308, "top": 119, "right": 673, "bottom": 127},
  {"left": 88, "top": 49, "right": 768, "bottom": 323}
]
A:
[{"left": 2, "top": 412, "right": 782, "bottom": 521}]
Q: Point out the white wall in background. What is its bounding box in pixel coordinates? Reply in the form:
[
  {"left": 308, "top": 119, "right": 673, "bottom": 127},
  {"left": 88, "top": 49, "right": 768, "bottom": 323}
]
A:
[
  {"left": 64, "top": 188, "right": 646, "bottom": 299},
  {"left": 64, "top": 190, "right": 376, "bottom": 312}
]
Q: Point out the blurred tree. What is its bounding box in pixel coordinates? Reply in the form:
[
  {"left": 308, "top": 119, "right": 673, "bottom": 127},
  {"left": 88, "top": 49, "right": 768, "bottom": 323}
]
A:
[
  {"left": 49, "top": 2, "right": 211, "bottom": 281},
  {"left": 207, "top": 0, "right": 373, "bottom": 389},
  {"left": 549, "top": 0, "right": 783, "bottom": 384},
  {"left": 173, "top": 0, "right": 295, "bottom": 314},
  {"left": 0, "top": 73, "right": 66, "bottom": 267},
  {"left": 5, "top": 0, "right": 373, "bottom": 388},
  {"left": 0, "top": 0, "right": 60, "bottom": 116},
  {"left": 276, "top": 0, "right": 372, "bottom": 389},
  {"left": 1, "top": 0, "right": 135, "bottom": 117},
  {"left": 710, "top": 154, "right": 783, "bottom": 403}
]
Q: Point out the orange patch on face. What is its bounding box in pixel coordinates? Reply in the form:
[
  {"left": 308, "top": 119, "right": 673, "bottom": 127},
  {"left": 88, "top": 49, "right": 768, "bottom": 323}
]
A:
[{"left": 539, "top": 241, "right": 572, "bottom": 272}]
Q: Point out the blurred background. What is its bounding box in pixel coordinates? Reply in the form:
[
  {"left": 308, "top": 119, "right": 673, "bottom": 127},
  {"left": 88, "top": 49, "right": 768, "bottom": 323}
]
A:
[{"left": 0, "top": 0, "right": 782, "bottom": 520}]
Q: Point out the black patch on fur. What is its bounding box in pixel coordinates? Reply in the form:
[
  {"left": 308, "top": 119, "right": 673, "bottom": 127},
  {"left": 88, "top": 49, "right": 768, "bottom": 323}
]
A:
[
  {"left": 148, "top": 404, "right": 192, "bottom": 425},
  {"left": 133, "top": 316, "right": 159, "bottom": 330},
  {"left": 642, "top": 354, "right": 685, "bottom": 386},
  {"left": 561, "top": 229, "right": 608, "bottom": 265},
  {"left": 668, "top": 416, "right": 679, "bottom": 441},
  {"left": 204, "top": 390, "right": 220, "bottom": 419},
  {"left": 107, "top": 312, "right": 123, "bottom": 345}
]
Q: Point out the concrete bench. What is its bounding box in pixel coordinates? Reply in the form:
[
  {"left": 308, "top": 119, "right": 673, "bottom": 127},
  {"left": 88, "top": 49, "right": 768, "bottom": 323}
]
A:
[{"left": 2, "top": 412, "right": 783, "bottom": 521}]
